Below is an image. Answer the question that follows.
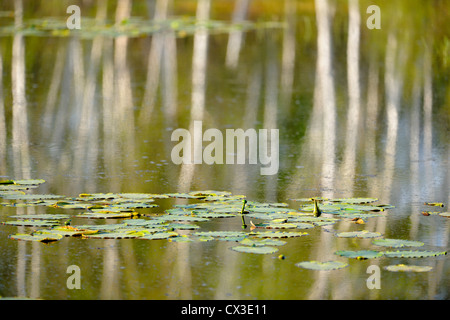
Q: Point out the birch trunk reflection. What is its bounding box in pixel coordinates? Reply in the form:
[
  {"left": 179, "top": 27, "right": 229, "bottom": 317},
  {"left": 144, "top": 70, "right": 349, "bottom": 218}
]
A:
[
  {"left": 341, "top": 0, "right": 361, "bottom": 194},
  {"left": 314, "top": 0, "right": 336, "bottom": 199},
  {"left": 225, "top": 0, "right": 249, "bottom": 69},
  {"left": 309, "top": 0, "right": 336, "bottom": 300},
  {"left": 0, "top": 53, "right": 6, "bottom": 175},
  {"left": 177, "top": 0, "right": 210, "bottom": 193}
]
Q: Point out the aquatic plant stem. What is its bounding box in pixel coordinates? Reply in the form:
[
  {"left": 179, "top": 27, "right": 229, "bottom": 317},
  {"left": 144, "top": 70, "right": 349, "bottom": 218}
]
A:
[{"left": 240, "top": 199, "right": 247, "bottom": 229}]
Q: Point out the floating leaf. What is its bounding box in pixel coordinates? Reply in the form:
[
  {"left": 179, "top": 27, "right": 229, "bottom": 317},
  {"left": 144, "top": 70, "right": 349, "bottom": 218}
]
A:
[
  {"left": 167, "top": 223, "right": 200, "bottom": 230},
  {"left": 230, "top": 245, "right": 279, "bottom": 254},
  {"left": 1, "top": 194, "right": 66, "bottom": 201},
  {"left": 335, "top": 230, "right": 382, "bottom": 239},
  {"left": 84, "top": 230, "right": 148, "bottom": 239},
  {"left": 139, "top": 231, "right": 178, "bottom": 240},
  {"left": 9, "top": 232, "right": 63, "bottom": 243},
  {"left": 239, "top": 238, "right": 286, "bottom": 247},
  {"left": 383, "top": 250, "right": 447, "bottom": 258},
  {"left": 157, "top": 215, "right": 208, "bottom": 222},
  {"left": 2, "top": 220, "right": 60, "bottom": 227},
  {"left": 328, "top": 198, "right": 378, "bottom": 204},
  {"left": 250, "top": 231, "right": 308, "bottom": 238},
  {"left": 424, "top": 202, "right": 445, "bottom": 207},
  {"left": 76, "top": 211, "right": 139, "bottom": 219},
  {"left": 193, "top": 212, "right": 235, "bottom": 218},
  {"left": 0, "top": 180, "right": 15, "bottom": 185},
  {"left": 169, "top": 235, "right": 194, "bottom": 243},
  {"left": 295, "top": 260, "right": 348, "bottom": 271},
  {"left": 118, "top": 193, "right": 168, "bottom": 200},
  {"left": 384, "top": 264, "right": 433, "bottom": 272},
  {"left": 8, "top": 214, "right": 69, "bottom": 220},
  {"left": 253, "top": 222, "right": 298, "bottom": 229},
  {"left": 334, "top": 250, "right": 383, "bottom": 260},
  {"left": 421, "top": 211, "right": 441, "bottom": 216},
  {"left": 192, "top": 231, "right": 247, "bottom": 238},
  {"left": 372, "top": 238, "right": 424, "bottom": 248},
  {"left": 43, "top": 226, "right": 98, "bottom": 237},
  {"left": 293, "top": 222, "right": 315, "bottom": 229},
  {"left": 13, "top": 179, "right": 46, "bottom": 186}
]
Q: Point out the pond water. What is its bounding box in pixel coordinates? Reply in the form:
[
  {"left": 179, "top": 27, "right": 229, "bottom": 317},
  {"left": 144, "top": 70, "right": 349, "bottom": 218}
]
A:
[{"left": 0, "top": 0, "right": 449, "bottom": 300}]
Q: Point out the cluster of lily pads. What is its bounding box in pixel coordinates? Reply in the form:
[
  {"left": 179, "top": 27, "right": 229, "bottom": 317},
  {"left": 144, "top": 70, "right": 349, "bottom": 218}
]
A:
[
  {"left": 0, "top": 15, "right": 283, "bottom": 39},
  {"left": 0, "top": 179, "right": 448, "bottom": 273}
]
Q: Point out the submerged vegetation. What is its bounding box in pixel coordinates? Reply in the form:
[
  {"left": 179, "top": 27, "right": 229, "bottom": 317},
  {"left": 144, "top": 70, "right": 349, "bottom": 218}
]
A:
[{"left": 0, "top": 178, "right": 447, "bottom": 271}]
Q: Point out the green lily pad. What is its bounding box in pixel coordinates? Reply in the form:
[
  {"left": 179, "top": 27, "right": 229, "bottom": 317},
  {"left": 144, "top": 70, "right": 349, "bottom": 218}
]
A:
[
  {"left": 13, "top": 179, "right": 46, "bottom": 186},
  {"left": 328, "top": 198, "right": 378, "bottom": 204},
  {"left": 2, "top": 220, "right": 60, "bottom": 227},
  {"left": 193, "top": 211, "right": 236, "bottom": 218},
  {"left": 250, "top": 231, "right": 308, "bottom": 238},
  {"left": 167, "top": 223, "right": 200, "bottom": 230},
  {"left": 239, "top": 238, "right": 286, "bottom": 247},
  {"left": 9, "top": 232, "right": 63, "bottom": 243},
  {"left": 139, "top": 231, "right": 179, "bottom": 240},
  {"left": 253, "top": 222, "right": 298, "bottom": 229},
  {"left": 335, "top": 230, "right": 382, "bottom": 238},
  {"left": 43, "top": 226, "right": 99, "bottom": 237},
  {"left": 192, "top": 231, "right": 247, "bottom": 238},
  {"left": 372, "top": 238, "right": 424, "bottom": 248},
  {"left": 384, "top": 264, "right": 433, "bottom": 272},
  {"left": 118, "top": 193, "right": 167, "bottom": 200},
  {"left": 169, "top": 235, "right": 194, "bottom": 243},
  {"left": 383, "top": 250, "right": 447, "bottom": 258},
  {"left": 1, "top": 194, "right": 66, "bottom": 201},
  {"left": 8, "top": 214, "right": 69, "bottom": 220},
  {"left": 76, "top": 211, "right": 139, "bottom": 219},
  {"left": 111, "top": 202, "right": 158, "bottom": 209},
  {"left": 230, "top": 245, "right": 279, "bottom": 254},
  {"left": 84, "top": 230, "right": 148, "bottom": 239},
  {"left": 295, "top": 260, "right": 348, "bottom": 271},
  {"left": 158, "top": 215, "right": 209, "bottom": 222},
  {"left": 334, "top": 250, "right": 384, "bottom": 260}
]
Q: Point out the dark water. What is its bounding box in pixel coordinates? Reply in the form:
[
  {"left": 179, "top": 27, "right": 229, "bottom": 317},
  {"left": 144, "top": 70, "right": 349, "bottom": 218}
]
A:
[{"left": 0, "top": 0, "right": 449, "bottom": 300}]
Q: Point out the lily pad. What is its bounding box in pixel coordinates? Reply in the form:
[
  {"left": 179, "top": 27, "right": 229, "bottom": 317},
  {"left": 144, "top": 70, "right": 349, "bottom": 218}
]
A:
[
  {"left": 329, "top": 198, "right": 378, "bottom": 204},
  {"left": 158, "top": 215, "right": 209, "bottom": 222},
  {"left": 193, "top": 212, "right": 236, "bottom": 218},
  {"left": 13, "top": 179, "right": 46, "bottom": 186},
  {"left": 9, "top": 232, "right": 63, "bottom": 243},
  {"left": 239, "top": 238, "right": 286, "bottom": 247},
  {"left": 84, "top": 230, "right": 148, "bottom": 239},
  {"left": 372, "top": 238, "right": 424, "bottom": 248},
  {"left": 295, "top": 260, "right": 348, "bottom": 271},
  {"left": 383, "top": 250, "right": 447, "bottom": 258},
  {"left": 384, "top": 264, "right": 433, "bottom": 272},
  {"left": 334, "top": 250, "right": 383, "bottom": 260},
  {"left": 424, "top": 202, "right": 445, "bottom": 207},
  {"left": 139, "top": 231, "right": 179, "bottom": 240},
  {"left": 43, "top": 226, "right": 99, "bottom": 237},
  {"left": 250, "top": 231, "right": 308, "bottom": 238},
  {"left": 335, "top": 230, "right": 382, "bottom": 239},
  {"left": 8, "top": 214, "right": 69, "bottom": 220},
  {"left": 192, "top": 231, "right": 247, "bottom": 238},
  {"left": 1, "top": 194, "right": 66, "bottom": 201},
  {"left": 230, "top": 245, "right": 279, "bottom": 254},
  {"left": 76, "top": 212, "right": 139, "bottom": 219},
  {"left": 253, "top": 222, "right": 298, "bottom": 229},
  {"left": 169, "top": 235, "right": 194, "bottom": 243},
  {"left": 2, "top": 220, "right": 60, "bottom": 227}
]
